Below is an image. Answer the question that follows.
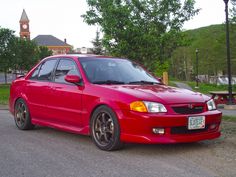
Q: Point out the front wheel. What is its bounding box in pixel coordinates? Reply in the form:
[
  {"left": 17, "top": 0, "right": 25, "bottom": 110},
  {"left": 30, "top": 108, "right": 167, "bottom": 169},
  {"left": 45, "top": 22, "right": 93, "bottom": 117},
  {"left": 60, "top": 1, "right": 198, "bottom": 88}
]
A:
[
  {"left": 14, "top": 98, "right": 34, "bottom": 130},
  {"left": 90, "top": 106, "right": 123, "bottom": 151}
]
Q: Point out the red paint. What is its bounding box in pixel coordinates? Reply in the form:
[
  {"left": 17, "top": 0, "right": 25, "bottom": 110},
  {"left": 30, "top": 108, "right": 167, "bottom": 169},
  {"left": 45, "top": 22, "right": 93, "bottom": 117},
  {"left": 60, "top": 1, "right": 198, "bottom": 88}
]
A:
[{"left": 9, "top": 54, "right": 222, "bottom": 144}]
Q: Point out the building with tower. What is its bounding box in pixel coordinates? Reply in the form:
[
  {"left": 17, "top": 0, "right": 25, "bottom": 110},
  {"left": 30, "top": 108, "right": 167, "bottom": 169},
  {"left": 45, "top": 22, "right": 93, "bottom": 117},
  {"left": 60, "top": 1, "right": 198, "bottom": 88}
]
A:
[
  {"left": 19, "top": 9, "right": 72, "bottom": 55},
  {"left": 19, "top": 9, "right": 30, "bottom": 39}
]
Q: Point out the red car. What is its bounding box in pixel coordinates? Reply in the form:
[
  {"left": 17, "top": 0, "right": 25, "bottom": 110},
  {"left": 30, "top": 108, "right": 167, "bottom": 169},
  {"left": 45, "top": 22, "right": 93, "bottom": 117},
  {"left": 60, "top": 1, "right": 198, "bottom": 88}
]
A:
[{"left": 9, "top": 54, "right": 222, "bottom": 151}]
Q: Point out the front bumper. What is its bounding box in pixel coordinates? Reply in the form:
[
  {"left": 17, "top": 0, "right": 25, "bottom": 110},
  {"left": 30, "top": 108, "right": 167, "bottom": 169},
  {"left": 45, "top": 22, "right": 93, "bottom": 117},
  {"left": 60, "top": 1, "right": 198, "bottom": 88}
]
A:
[{"left": 117, "top": 109, "right": 222, "bottom": 144}]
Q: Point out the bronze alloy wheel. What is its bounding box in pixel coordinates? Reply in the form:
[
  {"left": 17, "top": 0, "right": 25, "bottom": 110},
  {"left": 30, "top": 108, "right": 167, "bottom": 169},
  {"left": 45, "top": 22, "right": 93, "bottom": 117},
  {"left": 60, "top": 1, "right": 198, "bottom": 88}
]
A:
[
  {"left": 15, "top": 101, "right": 27, "bottom": 127},
  {"left": 94, "top": 112, "right": 114, "bottom": 146},
  {"left": 14, "top": 99, "right": 34, "bottom": 130},
  {"left": 91, "top": 106, "right": 123, "bottom": 151}
]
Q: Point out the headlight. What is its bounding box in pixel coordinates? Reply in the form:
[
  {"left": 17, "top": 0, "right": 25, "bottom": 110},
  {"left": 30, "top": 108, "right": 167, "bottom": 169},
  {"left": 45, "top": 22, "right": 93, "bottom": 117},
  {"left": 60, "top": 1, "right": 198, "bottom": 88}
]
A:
[
  {"left": 130, "top": 101, "right": 167, "bottom": 113},
  {"left": 207, "top": 99, "right": 216, "bottom": 111}
]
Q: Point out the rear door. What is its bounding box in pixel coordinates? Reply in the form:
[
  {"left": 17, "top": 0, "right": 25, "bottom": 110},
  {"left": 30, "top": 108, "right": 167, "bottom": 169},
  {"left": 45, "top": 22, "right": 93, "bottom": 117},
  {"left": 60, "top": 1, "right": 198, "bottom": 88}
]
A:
[{"left": 26, "top": 59, "right": 57, "bottom": 121}]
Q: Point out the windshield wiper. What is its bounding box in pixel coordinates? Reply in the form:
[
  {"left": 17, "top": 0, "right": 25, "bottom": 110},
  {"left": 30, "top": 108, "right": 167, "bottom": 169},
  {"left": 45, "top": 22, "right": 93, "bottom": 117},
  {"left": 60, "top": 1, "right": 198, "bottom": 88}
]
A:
[
  {"left": 128, "top": 80, "right": 159, "bottom": 85},
  {"left": 93, "top": 80, "right": 125, "bottom": 85}
]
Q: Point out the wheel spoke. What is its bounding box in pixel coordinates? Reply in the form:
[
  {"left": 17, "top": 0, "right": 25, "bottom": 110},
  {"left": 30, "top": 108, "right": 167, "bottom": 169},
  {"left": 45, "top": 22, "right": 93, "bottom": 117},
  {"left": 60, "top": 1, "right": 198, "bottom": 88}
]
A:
[
  {"left": 96, "top": 118, "right": 102, "bottom": 126},
  {"left": 19, "top": 103, "right": 23, "bottom": 112},
  {"left": 95, "top": 117, "right": 102, "bottom": 132},
  {"left": 105, "top": 118, "right": 111, "bottom": 126},
  {"left": 106, "top": 128, "right": 113, "bottom": 134},
  {"left": 96, "top": 132, "right": 103, "bottom": 141},
  {"left": 101, "top": 113, "right": 106, "bottom": 123},
  {"left": 20, "top": 117, "right": 24, "bottom": 125},
  {"left": 94, "top": 126, "right": 100, "bottom": 132},
  {"left": 103, "top": 132, "right": 109, "bottom": 143}
]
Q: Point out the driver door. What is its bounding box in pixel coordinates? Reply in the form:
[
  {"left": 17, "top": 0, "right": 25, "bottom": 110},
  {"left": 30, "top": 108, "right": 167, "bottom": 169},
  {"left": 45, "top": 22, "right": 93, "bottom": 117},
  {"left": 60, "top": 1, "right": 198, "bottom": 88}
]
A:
[{"left": 47, "top": 58, "right": 84, "bottom": 128}]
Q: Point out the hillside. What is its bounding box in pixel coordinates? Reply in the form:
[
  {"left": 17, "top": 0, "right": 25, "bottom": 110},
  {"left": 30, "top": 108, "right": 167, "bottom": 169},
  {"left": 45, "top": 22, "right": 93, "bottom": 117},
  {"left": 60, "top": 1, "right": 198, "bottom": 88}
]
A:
[{"left": 170, "top": 24, "right": 236, "bottom": 80}]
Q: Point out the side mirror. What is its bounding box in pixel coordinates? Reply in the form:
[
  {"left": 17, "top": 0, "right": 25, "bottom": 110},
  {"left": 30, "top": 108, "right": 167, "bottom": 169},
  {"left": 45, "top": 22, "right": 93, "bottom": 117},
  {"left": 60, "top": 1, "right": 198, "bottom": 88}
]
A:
[
  {"left": 65, "top": 75, "right": 82, "bottom": 85},
  {"left": 16, "top": 74, "right": 25, "bottom": 79}
]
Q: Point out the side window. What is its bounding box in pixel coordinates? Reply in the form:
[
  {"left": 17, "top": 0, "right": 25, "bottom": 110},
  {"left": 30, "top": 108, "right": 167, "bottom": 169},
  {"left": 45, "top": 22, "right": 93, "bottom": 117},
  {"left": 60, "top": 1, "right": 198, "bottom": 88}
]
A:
[
  {"left": 38, "top": 59, "right": 57, "bottom": 81},
  {"left": 30, "top": 65, "right": 41, "bottom": 80},
  {"left": 54, "top": 59, "right": 80, "bottom": 84}
]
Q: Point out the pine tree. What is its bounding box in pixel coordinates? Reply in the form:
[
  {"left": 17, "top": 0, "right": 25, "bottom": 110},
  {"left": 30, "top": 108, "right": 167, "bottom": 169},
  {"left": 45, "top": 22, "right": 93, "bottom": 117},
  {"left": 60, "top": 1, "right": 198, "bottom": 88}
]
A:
[{"left": 92, "top": 30, "right": 103, "bottom": 55}]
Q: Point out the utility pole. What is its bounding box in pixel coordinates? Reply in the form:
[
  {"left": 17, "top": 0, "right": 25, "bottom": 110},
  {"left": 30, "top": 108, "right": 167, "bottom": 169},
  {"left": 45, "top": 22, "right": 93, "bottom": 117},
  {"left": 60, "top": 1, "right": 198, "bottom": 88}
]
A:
[
  {"left": 223, "top": 0, "right": 234, "bottom": 105},
  {"left": 195, "top": 48, "right": 199, "bottom": 89}
]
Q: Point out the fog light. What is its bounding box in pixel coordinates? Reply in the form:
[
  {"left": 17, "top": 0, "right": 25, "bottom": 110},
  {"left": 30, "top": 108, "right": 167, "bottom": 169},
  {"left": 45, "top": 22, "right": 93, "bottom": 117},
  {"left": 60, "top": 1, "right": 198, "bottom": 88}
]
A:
[
  {"left": 209, "top": 124, "right": 217, "bottom": 130},
  {"left": 152, "top": 128, "right": 165, "bottom": 134}
]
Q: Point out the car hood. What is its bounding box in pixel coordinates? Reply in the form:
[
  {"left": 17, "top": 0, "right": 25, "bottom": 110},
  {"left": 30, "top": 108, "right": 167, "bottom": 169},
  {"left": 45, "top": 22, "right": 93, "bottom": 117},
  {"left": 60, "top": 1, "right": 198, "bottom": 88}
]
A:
[{"left": 101, "top": 84, "right": 209, "bottom": 104}]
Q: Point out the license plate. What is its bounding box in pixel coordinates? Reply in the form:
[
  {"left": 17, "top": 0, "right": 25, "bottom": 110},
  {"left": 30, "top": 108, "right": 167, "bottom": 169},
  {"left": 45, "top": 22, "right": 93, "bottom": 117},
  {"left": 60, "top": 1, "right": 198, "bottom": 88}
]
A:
[{"left": 188, "top": 116, "right": 205, "bottom": 130}]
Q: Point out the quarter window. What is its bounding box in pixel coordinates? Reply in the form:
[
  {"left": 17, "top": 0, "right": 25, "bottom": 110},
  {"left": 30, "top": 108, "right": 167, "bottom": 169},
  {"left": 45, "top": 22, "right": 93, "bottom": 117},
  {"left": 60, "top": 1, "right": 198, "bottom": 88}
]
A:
[
  {"left": 38, "top": 59, "right": 57, "bottom": 81},
  {"left": 30, "top": 66, "right": 40, "bottom": 80},
  {"left": 54, "top": 59, "right": 80, "bottom": 84}
]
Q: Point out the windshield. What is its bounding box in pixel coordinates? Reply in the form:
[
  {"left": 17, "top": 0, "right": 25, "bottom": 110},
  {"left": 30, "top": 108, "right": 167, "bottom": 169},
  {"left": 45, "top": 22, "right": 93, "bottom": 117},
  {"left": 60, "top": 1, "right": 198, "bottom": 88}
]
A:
[{"left": 79, "top": 58, "right": 159, "bottom": 85}]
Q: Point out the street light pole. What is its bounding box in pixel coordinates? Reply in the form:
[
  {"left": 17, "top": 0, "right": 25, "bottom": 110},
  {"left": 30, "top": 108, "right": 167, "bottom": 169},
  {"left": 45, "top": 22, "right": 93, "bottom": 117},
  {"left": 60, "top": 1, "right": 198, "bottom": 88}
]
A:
[
  {"left": 195, "top": 48, "right": 199, "bottom": 89},
  {"left": 223, "top": 0, "right": 234, "bottom": 105}
]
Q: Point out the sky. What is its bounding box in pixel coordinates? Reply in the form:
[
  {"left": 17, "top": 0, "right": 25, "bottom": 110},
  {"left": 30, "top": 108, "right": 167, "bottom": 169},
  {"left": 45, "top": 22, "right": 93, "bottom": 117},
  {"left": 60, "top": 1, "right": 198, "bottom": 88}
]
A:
[{"left": 0, "top": 0, "right": 230, "bottom": 49}]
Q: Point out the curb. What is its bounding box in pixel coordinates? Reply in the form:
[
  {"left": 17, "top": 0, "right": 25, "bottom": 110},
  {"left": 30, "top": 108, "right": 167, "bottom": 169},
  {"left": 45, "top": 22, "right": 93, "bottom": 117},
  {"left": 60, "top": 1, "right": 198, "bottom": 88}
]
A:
[
  {"left": 0, "top": 105, "right": 9, "bottom": 110},
  {"left": 224, "top": 104, "right": 236, "bottom": 110}
]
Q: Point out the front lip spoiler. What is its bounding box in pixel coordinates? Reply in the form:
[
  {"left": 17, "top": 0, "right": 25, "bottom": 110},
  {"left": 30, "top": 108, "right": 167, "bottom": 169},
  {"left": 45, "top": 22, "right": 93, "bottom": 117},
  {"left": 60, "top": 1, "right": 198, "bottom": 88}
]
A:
[{"left": 120, "top": 131, "right": 221, "bottom": 144}]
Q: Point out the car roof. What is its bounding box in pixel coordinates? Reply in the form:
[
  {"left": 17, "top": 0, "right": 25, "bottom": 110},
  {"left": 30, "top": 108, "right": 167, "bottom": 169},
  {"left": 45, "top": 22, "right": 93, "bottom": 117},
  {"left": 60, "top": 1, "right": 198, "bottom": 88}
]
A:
[
  {"left": 45, "top": 54, "right": 126, "bottom": 61},
  {"left": 53, "top": 54, "right": 111, "bottom": 58}
]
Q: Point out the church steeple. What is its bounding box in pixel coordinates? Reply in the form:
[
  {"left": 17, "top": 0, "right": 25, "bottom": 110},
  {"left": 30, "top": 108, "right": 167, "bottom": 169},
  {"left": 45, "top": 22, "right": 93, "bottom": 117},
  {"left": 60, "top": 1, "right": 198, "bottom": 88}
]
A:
[{"left": 19, "top": 9, "right": 30, "bottom": 39}]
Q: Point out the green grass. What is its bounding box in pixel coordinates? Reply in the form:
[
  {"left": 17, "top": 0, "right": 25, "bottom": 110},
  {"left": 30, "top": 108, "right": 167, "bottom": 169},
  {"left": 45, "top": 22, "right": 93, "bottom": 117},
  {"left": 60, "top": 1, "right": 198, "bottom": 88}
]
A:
[
  {"left": 223, "top": 115, "right": 236, "bottom": 122},
  {"left": 187, "top": 81, "right": 236, "bottom": 94},
  {"left": 0, "top": 84, "right": 10, "bottom": 105}
]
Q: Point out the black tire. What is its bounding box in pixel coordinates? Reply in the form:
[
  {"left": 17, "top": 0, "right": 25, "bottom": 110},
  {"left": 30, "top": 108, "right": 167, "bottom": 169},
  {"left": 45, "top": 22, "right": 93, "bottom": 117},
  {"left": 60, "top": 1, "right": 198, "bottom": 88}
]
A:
[
  {"left": 14, "top": 98, "right": 34, "bottom": 130},
  {"left": 90, "top": 105, "right": 123, "bottom": 151}
]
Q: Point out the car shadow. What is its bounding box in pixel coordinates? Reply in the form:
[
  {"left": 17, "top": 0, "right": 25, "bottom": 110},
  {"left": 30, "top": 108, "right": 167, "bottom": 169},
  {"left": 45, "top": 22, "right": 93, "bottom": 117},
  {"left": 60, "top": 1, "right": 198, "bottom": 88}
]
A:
[
  {"left": 32, "top": 125, "right": 92, "bottom": 144},
  {"left": 31, "top": 126, "right": 224, "bottom": 154},
  {"left": 120, "top": 138, "right": 223, "bottom": 155}
]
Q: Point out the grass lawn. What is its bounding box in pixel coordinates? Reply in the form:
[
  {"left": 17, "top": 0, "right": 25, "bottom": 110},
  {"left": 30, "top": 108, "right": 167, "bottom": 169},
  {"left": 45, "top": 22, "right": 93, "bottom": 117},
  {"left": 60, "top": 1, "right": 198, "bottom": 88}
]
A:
[
  {"left": 187, "top": 81, "right": 236, "bottom": 94},
  {"left": 223, "top": 115, "right": 236, "bottom": 122},
  {"left": 0, "top": 84, "right": 10, "bottom": 105}
]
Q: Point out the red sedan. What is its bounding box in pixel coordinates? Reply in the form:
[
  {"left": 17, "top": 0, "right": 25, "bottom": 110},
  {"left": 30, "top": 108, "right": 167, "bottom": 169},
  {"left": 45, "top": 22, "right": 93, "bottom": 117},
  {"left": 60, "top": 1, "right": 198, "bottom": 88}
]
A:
[{"left": 9, "top": 54, "right": 222, "bottom": 151}]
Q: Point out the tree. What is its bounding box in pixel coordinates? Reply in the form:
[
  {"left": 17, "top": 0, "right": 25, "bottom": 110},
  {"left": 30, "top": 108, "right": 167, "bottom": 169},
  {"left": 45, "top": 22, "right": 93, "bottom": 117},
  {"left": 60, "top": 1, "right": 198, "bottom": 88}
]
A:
[
  {"left": 0, "top": 27, "right": 16, "bottom": 83},
  {"left": 231, "top": 0, "right": 236, "bottom": 23},
  {"left": 92, "top": 30, "right": 103, "bottom": 55},
  {"left": 82, "top": 0, "right": 199, "bottom": 72},
  {"left": 12, "top": 38, "right": 39, "bottom": 73},
  {"left": 0, "top": 26, "right": 41, "bottom": 83},
  {"left": 38, "top": 46, "right": 53, "bottom": 60}
]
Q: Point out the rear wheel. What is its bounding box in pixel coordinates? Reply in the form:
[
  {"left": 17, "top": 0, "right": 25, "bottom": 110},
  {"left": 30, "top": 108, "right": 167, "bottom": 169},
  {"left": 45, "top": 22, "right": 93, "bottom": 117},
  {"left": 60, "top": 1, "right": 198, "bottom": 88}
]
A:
[
  {"left": 90, "top": 106, "right": 123, "bottom": 151},
  {"left": 14, "top": 98, "right": 34, "bottom": 130}
]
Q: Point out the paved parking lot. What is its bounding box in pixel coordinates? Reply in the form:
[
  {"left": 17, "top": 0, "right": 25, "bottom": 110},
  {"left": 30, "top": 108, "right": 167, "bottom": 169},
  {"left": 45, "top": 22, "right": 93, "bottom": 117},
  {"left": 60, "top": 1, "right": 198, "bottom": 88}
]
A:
[{"left": 0, "top": 110, "right": 235, "bottom": 177}]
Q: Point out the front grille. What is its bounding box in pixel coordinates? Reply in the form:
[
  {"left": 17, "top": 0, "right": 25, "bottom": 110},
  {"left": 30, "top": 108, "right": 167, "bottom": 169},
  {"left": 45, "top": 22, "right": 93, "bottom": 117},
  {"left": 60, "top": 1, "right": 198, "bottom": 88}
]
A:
[
  {"left": 172, "top": 105, "right": 204, "bottom": 114},
  {"left": 171, "top": 125, "right": 209, "bottom": 135}
]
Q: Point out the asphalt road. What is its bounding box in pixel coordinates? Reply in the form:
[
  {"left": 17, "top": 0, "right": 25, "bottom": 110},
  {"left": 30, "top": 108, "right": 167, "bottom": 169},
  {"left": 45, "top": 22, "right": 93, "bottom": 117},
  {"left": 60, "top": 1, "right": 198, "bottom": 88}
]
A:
[{"left": 0, "top": 110, "right": 235, "bottom": 177}]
